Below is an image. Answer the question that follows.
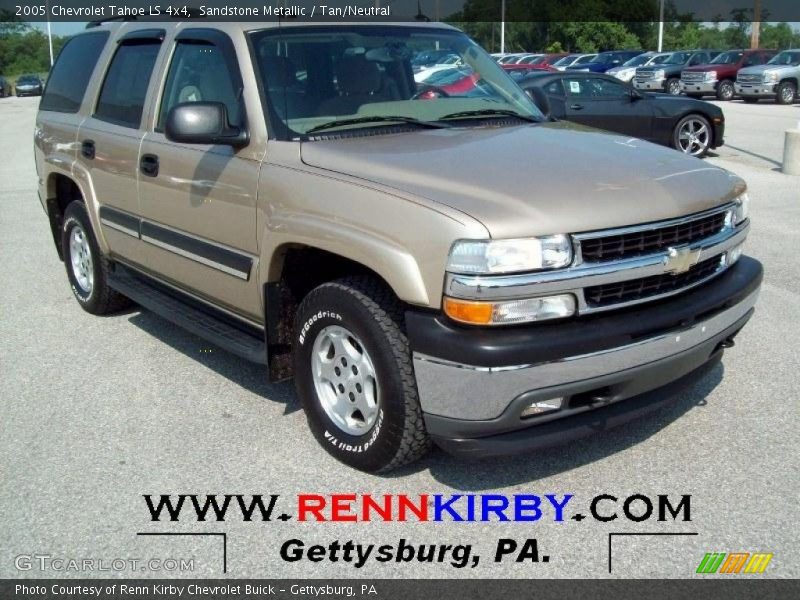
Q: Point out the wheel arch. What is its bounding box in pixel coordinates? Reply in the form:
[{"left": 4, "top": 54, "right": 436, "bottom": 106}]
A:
[{"left": 44, "top": 172, "right": 85, "bottom": 261}]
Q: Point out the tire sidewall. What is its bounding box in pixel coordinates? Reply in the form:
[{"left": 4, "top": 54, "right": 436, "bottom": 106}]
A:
[
  {"left": 61, "top": 203, "right": 102, "bottom": 310},
  {"left": 293, "top": 285, "right": 411, "bottom": 472}
]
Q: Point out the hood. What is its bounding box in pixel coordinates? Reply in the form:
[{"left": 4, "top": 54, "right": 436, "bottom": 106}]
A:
[
  {"left": 737, "top": 63, "right": 787, "bottom": 76},
  {"left": 300, "top": 123, "right": 743, "bottom": 239},
  {"left": 682, "top": 64, "right": 735, "bottom": 73}
]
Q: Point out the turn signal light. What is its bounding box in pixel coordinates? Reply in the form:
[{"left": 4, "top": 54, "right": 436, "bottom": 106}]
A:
[
  {"left": 443, "top": 294, "right": 576, "bottom": 325},
  {"left": 443, "top": 297, "right": 493, "bottom": 325}
]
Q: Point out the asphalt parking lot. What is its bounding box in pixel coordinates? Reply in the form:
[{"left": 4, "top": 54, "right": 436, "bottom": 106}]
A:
[{"left": 1, "top": 95, "right": 798, "bottom": 579}]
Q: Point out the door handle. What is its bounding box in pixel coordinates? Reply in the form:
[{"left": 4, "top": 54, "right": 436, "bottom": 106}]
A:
[
  {"left": 570, "top": 103, "right": 584, "bottom": 110},
  {"left": 140, "top": 154, "right": 159, "bottom": 177},
  {"left": 81, "top": 140, "right": 95, "bottom": 159}
]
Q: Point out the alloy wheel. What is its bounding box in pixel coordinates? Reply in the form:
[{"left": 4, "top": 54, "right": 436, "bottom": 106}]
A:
[
  {"left": 311, "top": 325, "right": 380, "bottom": 435},
  {"left": 69, "top": 226, "right": 94, "bottom": 293},
  {"left": 677, "top": 118, "right": 710, "bottom": 156}
]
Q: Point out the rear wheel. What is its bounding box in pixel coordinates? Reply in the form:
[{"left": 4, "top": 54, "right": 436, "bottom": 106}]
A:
[
  {"left": 61, "top": 201, "right": 131, "bottom": 315},
  {"left": 293, "top": 277, "right": 431, "bottom": 472},
  {"left": 673, "top": 114, "right": 712, "bottom": 157},
  {"left": 716, "top": 80, "right": 735, "bottom": 101},
  {"left": 666, "top": 78, "right": 681, "bottom": 95},
  {"left": 776, "top": 81, "right": 797, "bottom": 105}
]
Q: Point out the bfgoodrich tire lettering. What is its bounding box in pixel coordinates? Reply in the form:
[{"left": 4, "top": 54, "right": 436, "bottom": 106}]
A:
[
  {"left": 61, "top": 201, "right": 131, "bottom": 315},
  {"left": 293, "top": 276, "right": 431, "bottom": 472}
]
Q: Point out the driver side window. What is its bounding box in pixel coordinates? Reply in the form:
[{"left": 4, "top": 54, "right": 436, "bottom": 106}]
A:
[
  {"left": 158, "top": 41, "right": 241, "bottom": 131},
  {"left": 565, "top": 77, "right": 628, "bottom": 99}
]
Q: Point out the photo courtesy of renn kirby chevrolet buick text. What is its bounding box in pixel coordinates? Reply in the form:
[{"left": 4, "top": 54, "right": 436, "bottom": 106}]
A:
[{"left": 34, "top": 21, "right": 760, "bottom": 473}]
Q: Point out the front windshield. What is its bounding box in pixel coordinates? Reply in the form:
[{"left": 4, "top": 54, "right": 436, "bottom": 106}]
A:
[
  {"left": 18, "top": 76, "right": 38, "bottom": 83},
  {"left": 622, "top": 53, "right": 652, "bottom": 67},
  {"left": 553, "top": 54, "right": 578, "bottom": 66},
  {"left": 768, "top": 51, "right": 800, "bottom": 66},
  {"left": 249, "top": 26, "right": 542, "bottom": 139},
  {"left": 589, "top": 53, "right": 614, "bottom": 64},
  {"left": 664, "top": 52, "right": 691, "bottom": 65},
  {"left": 711, "top": 51, "right": 743, "bottom": 65},
  {"left": 575, "top": 54, "right": 596, "bottom": 64}
]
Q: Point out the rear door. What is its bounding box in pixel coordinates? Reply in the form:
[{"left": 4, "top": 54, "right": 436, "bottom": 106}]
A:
[
  {"left": 137, "top": 28, "right": 262, "bottom": 320},
  {"left": 562, "top": 75, "right": 653, "bottom": 140},
  {"left": 76, "top": 29, "right": 165, "bottom": 266}
]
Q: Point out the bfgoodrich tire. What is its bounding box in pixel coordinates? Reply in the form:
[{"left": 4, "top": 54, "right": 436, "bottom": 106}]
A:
[
  {"left": 293, "top": 277, "right": 431, "bottom": 472},
  {"left": 60, "top": 201, "right": 131, "bottom": 315}
]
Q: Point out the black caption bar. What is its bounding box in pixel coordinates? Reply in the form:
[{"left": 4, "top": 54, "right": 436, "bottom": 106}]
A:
[
  {"left": 3, "top": 579, "right": 800, "bottom": 599},
  {"left": 2, "top": 0, "right": 800, "bottom": 23}
]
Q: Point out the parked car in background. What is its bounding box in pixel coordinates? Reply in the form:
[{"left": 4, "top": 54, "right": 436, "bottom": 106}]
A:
[
  {"left": 735, "top": 49, "right": 800, "bottom": 104},
  {"left": 520, "top": 71, "right": 724, "bottom": 157},
  {"left": 680, "top": 49, "right": 777, "bottom": 100},
  {"left": 607, "top": 51, "right": 669, "bottom": 82},
  {"left": 518, "top": 53, "right": 568, "bottom": 68},
  {"left": 412, "top": 49, "right": 456, "bottom": 72},
  {"left": 502, "top": 62, "right": 557, "bottom": 80},
  {"left": 497, "top": 53, "right": 528, "bottom": 64},
  {"left": 15, "top": 74, "right": 44, "bottom": 97},
  {"left": 634, "top": 50, "right": 719, "bottom": 95},
  {"left": 0, "top": 76, "right": 9, "bottom": 97},
  {"left": 415, "top": 67, "right": 480, "bottom": 97},
  {"left": 566, "top": 50, "right": 645, "bottom": 73},
  {"left": 552, "top": 53, "right": 597, "bottom": 70},
  {"left": 414, "top": 55, "right": 464, "bottom": 81}
]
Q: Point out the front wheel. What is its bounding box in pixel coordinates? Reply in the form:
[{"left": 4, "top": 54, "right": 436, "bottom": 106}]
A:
[
  {"left": 716, "top": 80, "right": 735, "bottom": 101},
  {"left": 776, "top": 81, "right": 797, "bottom": 105},
  {"left": 673, "top": 114, "right": 712, "bottom": 157},
  {"left": 666, "top": 78, "right": 681, "bottom": 95},
  {"left": 293, "top": 277, "right": 431, "bottom": 472}
]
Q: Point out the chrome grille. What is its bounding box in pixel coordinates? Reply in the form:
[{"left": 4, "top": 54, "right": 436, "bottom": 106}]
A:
[
  {"left": 584, "top": 256, "right": 723, "bottom": 308},
  {"left": 635, "top": 69, "right": 656, "bottom": 81},
  {"left": 681, "top": 72, "right": 706, "bottom": 83},
  {"left": 737, "top": 73, "right": 762, "bottom": 84},
  {"left": 578, "top": 211, "right": 727, "bottom": 262}
]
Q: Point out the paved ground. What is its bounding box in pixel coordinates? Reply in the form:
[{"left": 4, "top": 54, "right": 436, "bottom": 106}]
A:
[{"left": 1, "top": 96, "right": 798, "bottom": 580}]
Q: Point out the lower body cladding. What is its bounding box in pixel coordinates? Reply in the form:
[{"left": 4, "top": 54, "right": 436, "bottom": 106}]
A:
[{"left": 407, "top": 257, "right": 762, "bottom": 457}]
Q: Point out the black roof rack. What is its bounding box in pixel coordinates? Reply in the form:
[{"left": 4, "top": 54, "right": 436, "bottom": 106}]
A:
[{"left": 86, "top": 16, "right": 137, "bottom": 29}]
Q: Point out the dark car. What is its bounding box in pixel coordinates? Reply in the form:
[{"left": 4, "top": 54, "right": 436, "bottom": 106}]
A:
[
  {"left": 520, "top": 71, "right": 724, "bottom": 157},
  {"left": 633, "top": 50, "right": 719, "bottom": 95},
  {"left": 0, "top": 76, "right": 9, "bottom": 97},
  {"left": 680, "top": 49, "right": 777, "bottom": 100},
  {"left": 565, "top": 50, "right": 645, "bottom": 73},
  {"left": 15, "top": 75, "right": 44, "bottom": 97}
]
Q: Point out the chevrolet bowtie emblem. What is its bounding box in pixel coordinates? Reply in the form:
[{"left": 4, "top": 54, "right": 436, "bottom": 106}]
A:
[
  {"left": 664, "top": 247, "right": 700, "bottom": 275},
  {"left": 663, "top": 246, "right": 701, "bottom": 275}
]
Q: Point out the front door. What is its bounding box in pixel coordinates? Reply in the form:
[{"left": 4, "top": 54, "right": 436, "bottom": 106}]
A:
[{"left": 137, "top": 28, "right": 262, "bottom": 321}]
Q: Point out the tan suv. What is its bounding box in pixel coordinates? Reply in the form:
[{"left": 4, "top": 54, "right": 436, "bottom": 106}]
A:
[{"left": 34, "top": 22, "right": 762, "bottom": 472}]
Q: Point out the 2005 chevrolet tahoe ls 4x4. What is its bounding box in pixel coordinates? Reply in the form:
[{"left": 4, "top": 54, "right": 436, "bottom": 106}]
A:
[{"left": 34, "top": 21, "right": 762, "bottom": 472}]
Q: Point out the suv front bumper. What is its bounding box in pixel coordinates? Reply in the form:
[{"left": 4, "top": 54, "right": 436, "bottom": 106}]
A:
[
  {"left": 735, "top": 83, "right": 777, "bottom": 98},
  {"left": 406, "top": 256, "right": 762, "bottom": 457},
  {"left": 633, "top": 78, "right": 666, "bottom": 91},
  {"left": 680, "top": 80, "right": 718, "bottom": 94}
]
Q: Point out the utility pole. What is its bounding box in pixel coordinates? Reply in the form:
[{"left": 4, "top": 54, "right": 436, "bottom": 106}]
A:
[
  {"left": 46, "top": 0, "right": 54, "bottom": 67},
  {"left": 750, "top": 0, "right": 761, "bottom": 48},
  {"left": 657, "top": 0, "right": 664, "bottom": 52}
]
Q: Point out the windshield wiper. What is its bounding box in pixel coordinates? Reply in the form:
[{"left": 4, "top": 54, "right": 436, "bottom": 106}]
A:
[
  {"left": 305, "top": 115, "right": 449, "bottom": 135},
  {"left": 439, "top": 109, "right": 541, "bottom": 123}
]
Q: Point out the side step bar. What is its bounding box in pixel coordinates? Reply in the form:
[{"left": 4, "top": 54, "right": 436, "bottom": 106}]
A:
[{"left": 108, "top": 264, "right": 267, "bottom": 365}]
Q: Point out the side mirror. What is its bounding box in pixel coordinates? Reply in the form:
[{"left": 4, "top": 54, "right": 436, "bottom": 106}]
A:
[
  {"left": 629, "top": 88, "right": 644, "bottom": 101},
  {"left": 165, "top": 102, "right": 248, "bottom": 148}
]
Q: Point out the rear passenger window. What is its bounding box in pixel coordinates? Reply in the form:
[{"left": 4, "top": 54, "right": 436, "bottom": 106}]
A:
[
  {"left": 95, "top": 41, "right": 161, "bottom": 128},
  {"left": 158, "top": 42, "right": 242, "bottom": 131},
  {"left": 40, "top": 32, "right": 109, "bottom": 113}
]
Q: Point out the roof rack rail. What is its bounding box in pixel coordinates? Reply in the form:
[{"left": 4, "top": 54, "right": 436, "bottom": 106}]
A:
[{"left": 86, "top": 16, "right": 138, "bottom": 29}]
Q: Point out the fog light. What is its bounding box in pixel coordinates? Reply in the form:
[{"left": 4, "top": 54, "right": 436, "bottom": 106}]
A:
[
  {"left": 521, "top": 397, "right": 563, "bottom": 418},
  {"left": 443, "top": 294, "right": 576, "bottom": 325},
  {"left": 725, "top": 243, "right": 744, "bottom": 266}
]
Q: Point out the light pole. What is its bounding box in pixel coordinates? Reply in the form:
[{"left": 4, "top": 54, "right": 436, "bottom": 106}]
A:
[
  {"left": 657, "top": 0, "right": 664, "bottom": 53},
  {"left": 500, "top": 0, "right": 505, "bottom": 54},
  {"left": 46, "top": 0, "right": 54, "bottom": 67}
]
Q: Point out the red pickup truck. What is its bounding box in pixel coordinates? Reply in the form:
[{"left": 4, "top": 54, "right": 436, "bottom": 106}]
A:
[{"left": 680, "top": 49, "right": 777, "bottom": 100}]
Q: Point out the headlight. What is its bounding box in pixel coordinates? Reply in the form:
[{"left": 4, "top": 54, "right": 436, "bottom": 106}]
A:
[
  {"left": 653, "top": 69, "right": 666, "bottom": 79},
  {"left": 443, "top": 294, "right": 577, "bottom": 325},
  {"left": 763, "top": 71, "right": 779, "bottom": 83},
  {"left": 705, "top": 71, "right": 718, "bottom": 81},
  {"left": 446, "top": 235, "right": 573, "bottom": 274},
  {"left": 726, "top": 193, "right": 749, "bottom": 228}
]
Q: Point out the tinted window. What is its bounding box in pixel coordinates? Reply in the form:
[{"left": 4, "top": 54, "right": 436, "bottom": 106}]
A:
[
  {"left": 40, "top": 32, "right": 109, "bottom": 113},
  {"left": 95, "top": 42, "right": 161, "bottom": 128},
  {"left": 158, "top": 42, "right": 242, "bottom": 131},
  {"left": 545, "top": 80, "right": 563, "bottom": 95},
  {"left": 565, "top": 77, "right": 628, "bottom": 99}
]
